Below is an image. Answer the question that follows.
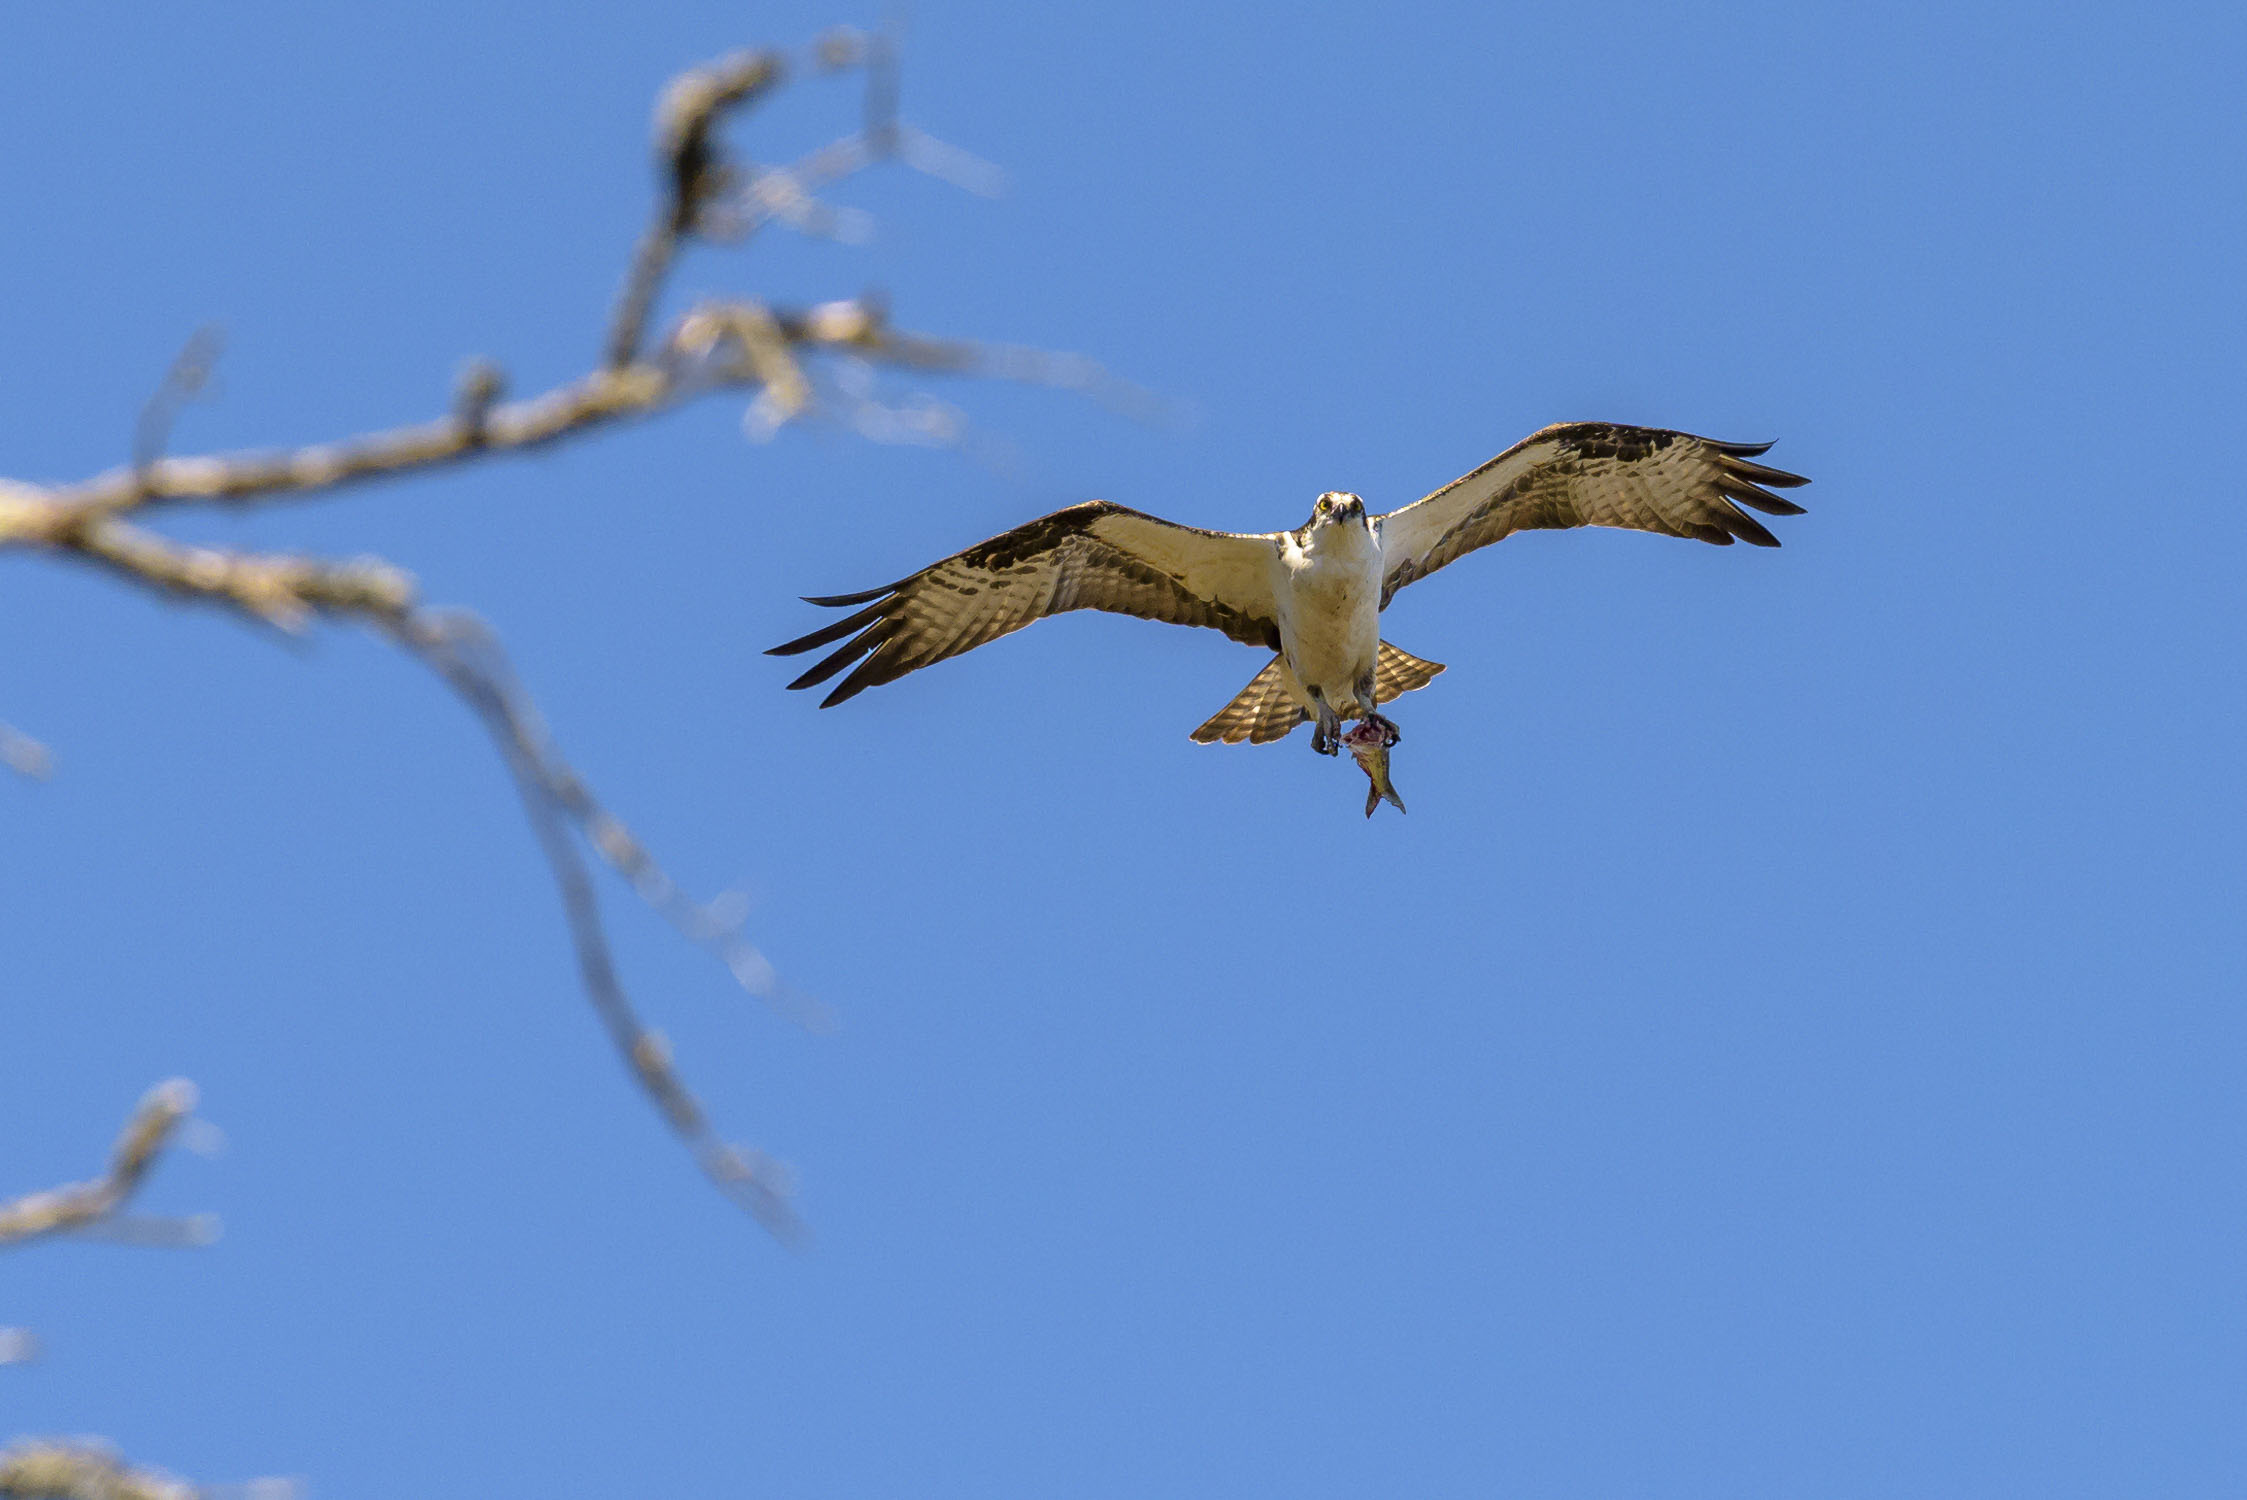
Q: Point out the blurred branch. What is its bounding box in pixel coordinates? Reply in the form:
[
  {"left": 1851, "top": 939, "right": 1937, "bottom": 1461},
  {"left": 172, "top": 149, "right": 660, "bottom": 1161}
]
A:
[
  {"left": 0, "top": 1442, "right": 192, "bottom": 1500},
  {"left": 0, "top": 26, "right": 1051, "bottom": 557},
  {"left": 394, "top": 612, "right": 806, "bottom": 1243},
  {"left": 0, "top": 295, "right": 1130, "bottom": 620},
  {"left": 133, "top": 326, "right": 226, "bottom": 473},
  {"left": 0, "top": 723, "right": 53, "bottom": 780},
  {"left": 4, "top": 294, "right": 889, "bottom": 536},
  {"left": 0, "top": 1440, "right": 292, "bottom": 1500},
  {"left": 0, "top": 31, "right": 1136, "bottom": 1241},
  {"left": 714, "top": 25, "right": 1005, "bottom": 246},
  {"left": 605, "top": 49, "right": 786, "bottom": 368},
  {"left": 0, "top": 1081, "right": 212, "bottom": 1250}
]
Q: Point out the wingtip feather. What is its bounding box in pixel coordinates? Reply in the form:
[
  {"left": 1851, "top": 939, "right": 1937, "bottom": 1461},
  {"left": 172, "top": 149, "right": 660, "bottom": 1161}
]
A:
[
  {"left": 768, "top": 599, "right": 889, "bottom": 657},
  {"left": 1724, "top": 481, "right": 1809, "bottom": 517},
  {"left": 1725, "top": 508, "right": 1781, "bottom": 547},
  {"left": 1723, "top": 457, "right": 1811, "bottom": 490},
  {"left": 802, "top": 584, "right": 895, "bottom": 608},
  {"left": 785, "top": 662, "right": 838, "bottom": 692}
]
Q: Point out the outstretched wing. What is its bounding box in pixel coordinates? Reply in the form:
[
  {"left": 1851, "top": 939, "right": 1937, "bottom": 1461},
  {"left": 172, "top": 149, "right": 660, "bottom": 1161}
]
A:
[
  {"left": 1377, "top": 422, "right": 1809, "bottom": 605},
  {"left": 769, "top": 501, "right": 1282, "bottom": 707}
]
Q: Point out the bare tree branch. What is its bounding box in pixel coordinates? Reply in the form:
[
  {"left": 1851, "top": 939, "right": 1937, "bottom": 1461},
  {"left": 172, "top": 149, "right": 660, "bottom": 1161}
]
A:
[
  {"left": 1, "top": 32, "right": 1146, "bottom": 1242},
  {"left": 0, "top": 724, "right": 53, "bottom": 780},
  {"left": 1, "top": 1442, "right": 192, "bottom": 1500},
  {"left": 394, "top": 611, "right": 807, "bottom": 1242},
  {"left": 3, "top": 294, "right": 867, "bottom": 534},
  {"left": 132, "top": 326, "right": 226, "bottom": 474},
  {"left": 0, "top": 1440, "right": 293, "bottom": 1500},
  {"left": 0, "top": 1082, "right": 212, "bottom": 1250},
  {"left": 0, "top": 28, "right": 1181, "bottom": 1495},
  {"left": 605, "top": 49, "right": 786, "bottom": 368}
]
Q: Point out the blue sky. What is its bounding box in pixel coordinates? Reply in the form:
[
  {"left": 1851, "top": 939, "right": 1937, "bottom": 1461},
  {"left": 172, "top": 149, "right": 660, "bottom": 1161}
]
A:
[{"left": 5, "top": 2, "right": 2245, "bottom": 1494}]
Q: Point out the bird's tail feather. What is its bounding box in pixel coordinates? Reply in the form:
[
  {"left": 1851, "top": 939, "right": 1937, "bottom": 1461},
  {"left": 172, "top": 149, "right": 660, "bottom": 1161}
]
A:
[
  {"left": 1372, "top": 641, "right": 1445, "bottom": 704},
  {"left": 1189, "top": 642, "right": 1445, "bottom": 745},
  {"left": 1190, "top": 656, "right": 1303, "bottom": 744}
]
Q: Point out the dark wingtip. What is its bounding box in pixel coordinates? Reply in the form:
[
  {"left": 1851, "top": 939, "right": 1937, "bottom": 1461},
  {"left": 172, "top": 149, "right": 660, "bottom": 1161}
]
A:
[
  {"left": 785, "top": 640, "right": 874, "bottom": 692},
  {"left": 1713, "top": 438, "right": 1776, "bottom": 457},
  {"left": 802, "top": 584, "right": 893, "bottom": 608},
  {"left": 1725, "top": 459, "right": 1810, "bottom": 491},
  {"left": 817, "top": 676, "right": 877, "bottom": 709},
  {"left": 769, "top": 599, "right": 890, "bottom": 658},
  {"left": 1725, "top": 481, "right": 1809, "bottom": 517},
  {"left": 1725, "top": 507, "right": 1782, "bottom": 547},
  {"left": 768, "top": 629, "right": 840, "bottom": 659}
]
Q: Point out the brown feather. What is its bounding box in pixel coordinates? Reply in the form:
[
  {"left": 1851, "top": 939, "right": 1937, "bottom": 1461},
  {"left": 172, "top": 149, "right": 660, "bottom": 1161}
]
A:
[
  {"left": 1378, "top": 422, "right": 1811, "bottom": 604},
  {"left": 771, "top": 501, "right": 1283, "bottom": 708}
]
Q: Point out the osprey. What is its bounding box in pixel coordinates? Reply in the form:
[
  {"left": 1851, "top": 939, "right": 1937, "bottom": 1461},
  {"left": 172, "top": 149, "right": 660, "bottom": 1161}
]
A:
[{"left": 770, "top": 422, "right": 1808, "bottom": 752}]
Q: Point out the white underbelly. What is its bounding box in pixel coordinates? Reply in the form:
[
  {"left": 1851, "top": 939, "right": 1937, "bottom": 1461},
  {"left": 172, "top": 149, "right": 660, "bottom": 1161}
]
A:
[{"left": 1276, "top": 554, "right": 1381, "bottom": 716}]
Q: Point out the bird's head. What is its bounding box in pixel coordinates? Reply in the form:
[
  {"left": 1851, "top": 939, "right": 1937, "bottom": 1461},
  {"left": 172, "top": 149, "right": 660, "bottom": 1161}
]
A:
[{"left": 1308, "top": 491, "right": 1367, "bottom": 530}]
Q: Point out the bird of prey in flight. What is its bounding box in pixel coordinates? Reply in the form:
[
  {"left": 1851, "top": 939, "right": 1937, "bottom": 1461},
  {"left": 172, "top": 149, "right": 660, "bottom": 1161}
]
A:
[{"left": 770, "top": 422, "right": 1808, "bottom": 753}]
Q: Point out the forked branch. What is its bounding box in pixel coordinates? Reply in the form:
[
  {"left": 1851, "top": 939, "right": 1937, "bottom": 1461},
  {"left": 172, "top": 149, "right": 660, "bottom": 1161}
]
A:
[
  {"left": 0, "top": 32, "right": 1116, "bottom": 1238},
  {"left": 0, "top": 1081, "right": 211, "bottom": 1250}
]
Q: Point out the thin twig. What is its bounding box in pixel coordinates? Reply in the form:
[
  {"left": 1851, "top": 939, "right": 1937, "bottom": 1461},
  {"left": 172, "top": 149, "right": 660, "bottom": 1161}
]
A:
[
  {"left": 393, "top": 611, "right": 805, "bottom": 1244},
  {"left": 714, "top": 26, "right": 1003, "bottom": 244},
  {"left": 132, "top": 326, "right": 225, "bottom": 473},
  {"left": 604, "top": 49, "right": 786, "bottom": 369},
  {"left": 0, "top": 1081, "right": 211, "bottom": 1249},
  {"left": 0, "top": 724, "right": 53, "bottom": 780}
]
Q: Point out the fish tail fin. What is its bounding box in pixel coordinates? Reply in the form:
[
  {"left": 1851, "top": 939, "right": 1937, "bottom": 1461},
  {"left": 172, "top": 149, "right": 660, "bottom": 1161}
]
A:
[{"left": 1190, "top": 655, "right": 1308, "bottom": 745}]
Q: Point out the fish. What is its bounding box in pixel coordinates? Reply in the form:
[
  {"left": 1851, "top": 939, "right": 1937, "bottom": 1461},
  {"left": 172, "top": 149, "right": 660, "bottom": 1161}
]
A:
[{"left": 1339, "top": 719, "right": 1406, "bottom": 818}]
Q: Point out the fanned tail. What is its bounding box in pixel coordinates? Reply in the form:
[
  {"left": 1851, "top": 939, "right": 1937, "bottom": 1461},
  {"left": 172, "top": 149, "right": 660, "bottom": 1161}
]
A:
[
  {"left": 1190, "top": 655, "right": 1304, "bottom": 744},
  {"left": 1189, "top": 641, "right": 1446, "bottom": 745},
  {"left": 1373, "top": 642, "right": 1445, "bottom": 704}
]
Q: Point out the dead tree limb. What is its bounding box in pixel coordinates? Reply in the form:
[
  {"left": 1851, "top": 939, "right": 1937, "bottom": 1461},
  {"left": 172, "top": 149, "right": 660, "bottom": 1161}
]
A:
[
  {"left": 0, "top": 1081, "right": 210, "bottom": 1250},
  {"left": 0, "top": 1439, "right": 291, "bottom": 1500},
  {"left": 0, "top": 32, "right": 1127, "bottom": 1237}
]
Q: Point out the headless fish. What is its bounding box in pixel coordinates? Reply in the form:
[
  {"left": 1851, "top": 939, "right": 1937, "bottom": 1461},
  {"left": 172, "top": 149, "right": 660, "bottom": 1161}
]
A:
[{"left": 1339, "top": 720, "right": 1405, "bottom": 818}]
